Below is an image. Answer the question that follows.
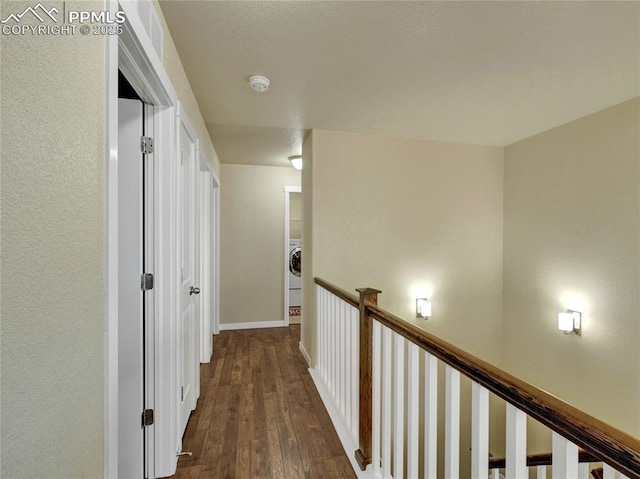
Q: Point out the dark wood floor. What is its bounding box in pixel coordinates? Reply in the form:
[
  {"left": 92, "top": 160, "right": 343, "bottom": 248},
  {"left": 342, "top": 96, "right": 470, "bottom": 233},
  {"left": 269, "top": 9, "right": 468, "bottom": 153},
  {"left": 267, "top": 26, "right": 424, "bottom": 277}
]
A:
[{"left": 172, "top": 325, "right": 357, "bottom": 479}]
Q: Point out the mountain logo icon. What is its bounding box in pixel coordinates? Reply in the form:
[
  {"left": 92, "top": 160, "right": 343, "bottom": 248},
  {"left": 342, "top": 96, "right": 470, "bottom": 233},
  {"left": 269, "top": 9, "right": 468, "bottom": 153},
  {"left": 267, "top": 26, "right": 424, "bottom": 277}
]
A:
[{"left": 1, "top": 3, "right": 59, "bottom": 24}]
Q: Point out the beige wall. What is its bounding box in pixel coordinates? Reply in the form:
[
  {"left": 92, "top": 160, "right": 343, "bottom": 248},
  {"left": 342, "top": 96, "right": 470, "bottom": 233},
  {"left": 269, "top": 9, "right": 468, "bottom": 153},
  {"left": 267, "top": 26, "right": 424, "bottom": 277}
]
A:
[
  {"left": 220, "top": 164, "right": 301, "bottom": 325},
  {"left": 0, "top": 2, "right": 218, "bottom": 477},
  {"left": 301, "top": 132, "right": 315, "bottom": 359},
  {"left": 154, "top": 0, "right": 220, "bottom": 176},
  {"left": 503, "top": 98, "right": 640, "bottom": 436},
  {"left": 1, "top": 2, "right": 105, "bottom": 477},
  {"left": 301, "top": 130, "right": 505, "bottom": 474},
  {"left": 302, "top": 130, "right": 505, "bottom": 365}
]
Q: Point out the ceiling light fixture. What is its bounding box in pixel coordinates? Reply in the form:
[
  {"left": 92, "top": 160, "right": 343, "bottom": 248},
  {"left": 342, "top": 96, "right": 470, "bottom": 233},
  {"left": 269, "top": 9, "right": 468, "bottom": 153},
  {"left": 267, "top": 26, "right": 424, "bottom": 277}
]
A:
[
  {"left": 289, "top": 155, "right": 303, "bottom": 170},
  {"left": 248, "top": 75, "right": 270, "bottom": 93}
]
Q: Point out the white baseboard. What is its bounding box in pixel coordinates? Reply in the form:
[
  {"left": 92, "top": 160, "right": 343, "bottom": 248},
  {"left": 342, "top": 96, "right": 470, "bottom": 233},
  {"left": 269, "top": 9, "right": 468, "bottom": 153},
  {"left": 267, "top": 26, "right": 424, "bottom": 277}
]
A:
[
  {"left": 219, "top": 320, "right": 287, "bottom": 331},
  {"left": 308, "top": 368, "right": 372, "bottom": 479},
  {"left": 299, "top": 341, "right": 312, "bottom": 367}
]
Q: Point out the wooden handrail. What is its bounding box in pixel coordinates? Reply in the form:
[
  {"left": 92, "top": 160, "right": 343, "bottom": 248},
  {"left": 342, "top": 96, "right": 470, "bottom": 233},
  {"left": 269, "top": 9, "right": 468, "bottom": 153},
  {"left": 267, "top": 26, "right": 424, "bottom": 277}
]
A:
[
  {"left": 314, "top": 277, "right": 359, "bottom": 308},
  {"left": 313, "top": 278, "right": 640, "bottom": 479},
  {"left": 488, "top": 449, "right": 600, "bottom": 469},
  {"left": 366, "top": 305, "right": 640, "bottom": 479}
]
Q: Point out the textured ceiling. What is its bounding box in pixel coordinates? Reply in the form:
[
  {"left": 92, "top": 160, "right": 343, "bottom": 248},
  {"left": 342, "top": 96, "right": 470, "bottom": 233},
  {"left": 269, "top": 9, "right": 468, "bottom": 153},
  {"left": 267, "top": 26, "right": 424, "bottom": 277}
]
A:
[{"left": 159, "top": 1, "right": 640, "bottom": 166}]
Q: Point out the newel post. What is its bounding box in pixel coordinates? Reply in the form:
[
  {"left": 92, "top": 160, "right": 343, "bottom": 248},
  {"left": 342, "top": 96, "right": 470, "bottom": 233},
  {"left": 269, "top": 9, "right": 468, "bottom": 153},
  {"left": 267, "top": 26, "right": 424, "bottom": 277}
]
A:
[{"left": 354, "top": 287, "right": 381, "bottom": 471}]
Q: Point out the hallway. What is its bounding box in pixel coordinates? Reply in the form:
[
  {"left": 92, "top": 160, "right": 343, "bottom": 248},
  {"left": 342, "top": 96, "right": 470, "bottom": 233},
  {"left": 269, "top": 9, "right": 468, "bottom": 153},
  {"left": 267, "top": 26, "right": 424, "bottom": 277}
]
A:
[{"left": 172, "top": 326, "right": 357, "bottom": 479}]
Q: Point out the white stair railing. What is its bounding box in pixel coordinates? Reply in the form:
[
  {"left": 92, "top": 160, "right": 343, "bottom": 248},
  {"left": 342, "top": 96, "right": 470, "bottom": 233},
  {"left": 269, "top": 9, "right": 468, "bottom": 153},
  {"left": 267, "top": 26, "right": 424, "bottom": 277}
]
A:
[
  {"left": 315, "top": 281, "right": 360, "bottom": 448},
  {"left": 312, "top": 278, "right": 640, "bottom": 479}
]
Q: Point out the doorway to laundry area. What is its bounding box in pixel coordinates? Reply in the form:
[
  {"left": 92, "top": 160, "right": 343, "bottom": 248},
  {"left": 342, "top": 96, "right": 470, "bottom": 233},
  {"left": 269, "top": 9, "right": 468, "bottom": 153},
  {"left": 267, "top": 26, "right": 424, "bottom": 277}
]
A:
[{"left": 284, "top": 186, "right": 303, "bottom": 325}]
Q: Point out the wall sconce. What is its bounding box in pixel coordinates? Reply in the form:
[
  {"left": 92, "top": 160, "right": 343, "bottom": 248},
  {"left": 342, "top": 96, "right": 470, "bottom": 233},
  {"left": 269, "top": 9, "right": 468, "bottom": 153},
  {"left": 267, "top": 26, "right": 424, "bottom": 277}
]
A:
[
  {"left": 416, "top": 298, "right": 432, "bottom": 319},
  {"left": 557, "top": 310, "right": 581, "bottom": 335}
]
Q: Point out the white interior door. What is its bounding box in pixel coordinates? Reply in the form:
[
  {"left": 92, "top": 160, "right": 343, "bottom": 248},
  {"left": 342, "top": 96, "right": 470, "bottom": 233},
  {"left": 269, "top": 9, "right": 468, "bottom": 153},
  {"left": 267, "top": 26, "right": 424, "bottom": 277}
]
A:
[
  {"left": 177, "top": 119, "right": 198, "bottom": 437},
  {"left": 118, "top": 98, "right": 145, "bottom": 478}
]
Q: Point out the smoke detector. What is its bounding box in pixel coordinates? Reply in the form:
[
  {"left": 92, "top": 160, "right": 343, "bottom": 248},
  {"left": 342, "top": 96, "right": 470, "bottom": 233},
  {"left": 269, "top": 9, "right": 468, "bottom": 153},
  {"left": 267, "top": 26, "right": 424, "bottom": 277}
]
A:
[{"left": 248, "top": 75, "right": 270, "bottom": 93}]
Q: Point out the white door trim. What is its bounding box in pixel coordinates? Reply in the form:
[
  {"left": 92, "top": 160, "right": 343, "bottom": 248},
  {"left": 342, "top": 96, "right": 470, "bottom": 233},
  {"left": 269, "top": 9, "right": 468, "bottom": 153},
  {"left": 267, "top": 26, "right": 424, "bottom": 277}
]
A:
[
  {"left": 211, "top": 171, "right": 221, "bottom": 336},
  {"left": 283, "top": 186, "right": 302, "bottom": 325},
  {"left": 105, "top": 7, "right": 119, "bottom": 476},
  {"left": 198, "top": 152, "right": 212, "bottom": 363},
  {"left": 105, "top": 1, "right": 178, "bottom": 477}
]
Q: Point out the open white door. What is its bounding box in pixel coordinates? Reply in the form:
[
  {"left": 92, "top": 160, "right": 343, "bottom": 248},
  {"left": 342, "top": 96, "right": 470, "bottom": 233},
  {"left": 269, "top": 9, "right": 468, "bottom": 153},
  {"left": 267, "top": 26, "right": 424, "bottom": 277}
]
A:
[
  {"left": 177, "top": 113, "right": 198, "bottom": 439},
  {"left": 118, "top": 98, "right": 150, "bottom": 478}
]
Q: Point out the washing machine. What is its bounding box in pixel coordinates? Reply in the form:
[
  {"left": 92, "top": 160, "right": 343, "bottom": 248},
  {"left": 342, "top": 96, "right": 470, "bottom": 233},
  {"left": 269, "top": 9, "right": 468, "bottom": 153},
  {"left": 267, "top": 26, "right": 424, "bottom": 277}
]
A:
[{"left": 289, "top": 239, "right": 302, "bottom": 307}]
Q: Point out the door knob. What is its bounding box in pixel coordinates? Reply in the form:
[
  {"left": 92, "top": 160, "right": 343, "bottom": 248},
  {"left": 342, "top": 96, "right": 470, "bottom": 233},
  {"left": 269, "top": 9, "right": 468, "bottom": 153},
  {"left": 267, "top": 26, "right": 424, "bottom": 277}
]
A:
[{"left": 190, "top": 286, "right": 201, "bottom": 295}]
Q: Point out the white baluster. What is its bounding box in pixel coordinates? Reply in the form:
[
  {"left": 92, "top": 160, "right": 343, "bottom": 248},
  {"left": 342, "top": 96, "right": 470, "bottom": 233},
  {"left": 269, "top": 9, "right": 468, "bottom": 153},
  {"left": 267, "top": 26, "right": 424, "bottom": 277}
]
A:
[
  {"left": 322, "top": 289, "right": 327, "bottom": 381},
  {"left": 344, "top": 302, "right": 351, "bottom": 428},
  {"left": 342, "top": 301, "right": 348, "bottom": 417},
  {"left": 552, "top": 433, "right": 579, "bottom": 479},
  {"left": 537, "top": 465, "right": 547, "bottom": 479},
  {"left": 339, "top": 301, "right": 345, "bottom": 410},
  {"left": 351, "top": 307, "right": 359, "bottom": 440},
  {"left": 407, "top": 342, "right": 419, "bottom": 478},
  {"left": 331, "top": 296, "right": 337, "bottom": 397},
  {"left": 471, "top": 382, "right": 489, "bottom": 479},
  {"left": 506, "top": 404, "right": 527, "bottom": 479},
  {"left": 327, "top": 294, "right": 332, "bottom": 391},
  {"left": 317, "top": 287, "right": 323, "bottom": 378},
  {"left": 325, "top": 290, "right": 330, "bottom": 385},
  {"left": 334, "top": 296, "right": 339, "bottom": 400},
  {"left": 382, "top": 326, "right": 392, "bottom": 478},
  {"left": 338, "top": 300, "right": 344, "bottom": 414},
  {"left": 445, "top": 366, "right": 460, "bottom": 479},
  {"left": 372, "top": 320, "right": 382, "bottom": 475},
  {"left": 393, "top": 334, "right": 405, "bottom": 479},
  {"left": 424, "top": 352, "right": 438, "bottom": 479},
  {"left": 578, "top": 463, "right": 589, "bottom": 478},
  {"left": 491, "top": 470, "right": 501, "bottom": 479},
  {"left": 602, "top": 464, "right": 615, "bottom": 479},
  {"left": 316, "top": 287, "right": 321, "bottom": 372}
]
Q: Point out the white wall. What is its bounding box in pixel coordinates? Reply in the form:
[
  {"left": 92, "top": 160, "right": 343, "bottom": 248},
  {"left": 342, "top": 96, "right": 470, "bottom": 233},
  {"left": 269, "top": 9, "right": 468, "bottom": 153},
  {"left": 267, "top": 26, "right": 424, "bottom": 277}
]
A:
[
  {"left": 503, "top": 98, "right": 640, "bottom": 436},
  {"left": 220, "top": 164, "right": 301, "bottom": 326},
  {"left": 1, "top": 1, "right": 105, "bottom": 476}
]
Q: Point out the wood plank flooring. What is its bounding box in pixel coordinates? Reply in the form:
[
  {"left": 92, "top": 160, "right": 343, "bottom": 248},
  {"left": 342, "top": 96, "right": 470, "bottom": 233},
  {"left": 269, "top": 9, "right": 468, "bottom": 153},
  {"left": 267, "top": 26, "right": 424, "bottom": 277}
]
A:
[{"left": 171, "top": 325, "right": 357, "bottom": 479}]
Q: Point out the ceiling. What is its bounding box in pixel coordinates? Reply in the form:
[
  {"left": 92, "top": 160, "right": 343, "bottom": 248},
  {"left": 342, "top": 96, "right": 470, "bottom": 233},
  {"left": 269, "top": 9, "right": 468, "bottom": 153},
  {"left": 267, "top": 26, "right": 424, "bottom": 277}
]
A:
[{"left": 159, "top": 1, "right": 639, "bottom": 167}]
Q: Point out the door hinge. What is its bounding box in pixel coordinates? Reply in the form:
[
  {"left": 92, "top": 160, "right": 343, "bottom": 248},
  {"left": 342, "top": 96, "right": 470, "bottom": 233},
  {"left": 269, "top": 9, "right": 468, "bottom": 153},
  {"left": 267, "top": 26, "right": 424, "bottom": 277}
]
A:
[
  {"left": 181, "top": 386, "right": 184, "bottom": 401},
  {"left": 141, "top": 136, "right": 154, "bottom": 154},
  {"left": 141, "top": 273, "right": 154, "bottom": 291},
  {"left": 142, "top": 409, "right": 154, "bottom": 427}
]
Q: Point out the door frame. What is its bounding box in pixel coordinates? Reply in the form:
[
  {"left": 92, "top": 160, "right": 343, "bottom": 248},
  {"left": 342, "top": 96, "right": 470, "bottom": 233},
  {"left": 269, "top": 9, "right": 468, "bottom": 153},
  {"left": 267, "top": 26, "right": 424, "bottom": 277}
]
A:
[
  {"left": 211, "top": 168, "right": 221, "bottom": 336},
  {"left": 283, "top": 186, "right": 302, "bottom": 325},
  {"left": 197, "top": 149, "right": 220, "bottom": 362},
  {"left": 105, "top": 1, "right": 178, "bottom": 477}
]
